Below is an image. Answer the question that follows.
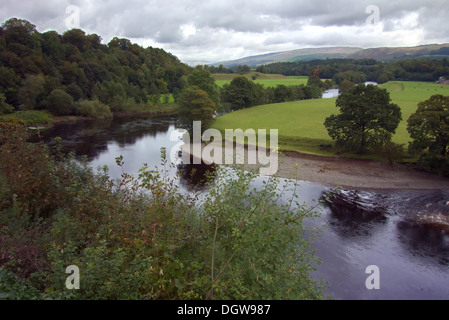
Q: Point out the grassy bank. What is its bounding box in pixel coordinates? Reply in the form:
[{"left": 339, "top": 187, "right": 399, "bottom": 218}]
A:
[
  {"left": 213, "top": 81, "right": 449, "bottom": 160},
  {"left": 0, "top": 110, "right": 54, "bottom": 126}
]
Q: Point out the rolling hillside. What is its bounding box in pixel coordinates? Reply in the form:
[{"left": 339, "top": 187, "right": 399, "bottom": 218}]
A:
[{"left": 214, "top": 44, "right": 449, "bottom": 67}]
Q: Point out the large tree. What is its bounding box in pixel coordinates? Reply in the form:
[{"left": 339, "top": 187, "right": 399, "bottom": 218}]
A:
[
  {"left": 177, "top": 86, "right": 216, "bottom": 136},
  {"left": 407, "top": 94, "right": 449, "bottom": 158},
  {"left": 324, "top": 84, "right": 402, "bottom": 154},
  {"left": 186, "top": 69, "right": 221, "bottom": 110},
  {"left": 221, "top": 76, "right": 264, "bottom": 110}
]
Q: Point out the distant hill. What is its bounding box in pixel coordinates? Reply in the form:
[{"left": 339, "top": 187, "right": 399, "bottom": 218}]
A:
[{"left": 214, "top": 44, "right": 449, "bottom": 67}]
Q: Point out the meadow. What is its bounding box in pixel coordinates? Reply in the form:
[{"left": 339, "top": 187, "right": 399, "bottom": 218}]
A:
[
  {"left": 213, "top": 72, "right": 309, "bottom": 88},
  {"left": 213, "top": 81, "right": 449, "bottom": 159}
]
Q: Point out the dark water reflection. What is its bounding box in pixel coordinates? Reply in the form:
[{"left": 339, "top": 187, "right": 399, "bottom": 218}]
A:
[
  {"left": 177, "top": 161, "right": 218, "bottom": 191},
  {"left": 37, "top": 116, "right": 449, "bottom": 300}
]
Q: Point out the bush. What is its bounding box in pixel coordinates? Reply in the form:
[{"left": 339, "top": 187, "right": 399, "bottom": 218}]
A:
[
  {"left": 417, "top": 154, "right": 449, "bottom": 177},
  {"left": 76, "top": 100, "right": 112, "bottom": 119},
  {"left": 0, "top": 126, "right": 324, "bottom": 300},
  {"left": 0, "top": 94, "right": 14, "bottom": 115},
  {"left": 45, "top": 89, "right": 75, "bottom": 116},
  {"left": 0, "top": 110, "right": 53, "bottom": 126}
]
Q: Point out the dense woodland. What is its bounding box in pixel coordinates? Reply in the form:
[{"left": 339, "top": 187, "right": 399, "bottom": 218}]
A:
[
  {"left": 206, "top": 58, "right": 449, "bottom": 85},
  {"left": 255, "top": 58, "right": 449, "bottom": 84},
  {"left": 0, "top": 18, "right": 190, "bottom": 117}
]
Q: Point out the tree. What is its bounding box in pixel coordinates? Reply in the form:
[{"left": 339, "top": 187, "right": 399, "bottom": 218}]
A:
[
  {"left": 338, "top": 79, "right": 354, "bottom": 94},
  {"left": 307, "top": 74, "right": 324, "bottom": 88},
  {"left": 324, "top": 84, "right": 402, "bottom": 154},
  {"left": 18, "top": 74, "right": 45, "bottom": 109},
  {"left": 76, "top": 99, "right": 112, "bottom": 119},
  {"left": 177, "top": 86, "right": 216, "bottom": 135},
  {"left": 0, "top": 93, "right": 14, "bottom": 115},
  {"left": 407, "top": 95, "right": 449, "bottom": 158},
  {"left": 186, "top": 69, "right": 221, "bottom": 109},
  {"left": 221, "top": 76, "right": 259, "bottom": 110},
  {"left": 273, "top": 85, "right": 295, "bottom": 103},
  {"left": 1, "top": 18, "right": 38, "bottom": 57},
  {"left": 62, "top": 29, "right": 87, "bottom": 52},
  {"left": 236, "top": 65, "right": 251, "bottom": 75},
  {"left": 44, "top": 89, "right": 75, "bottom": 116}
]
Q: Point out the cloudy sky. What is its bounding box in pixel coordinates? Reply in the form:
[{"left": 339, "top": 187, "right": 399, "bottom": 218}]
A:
[{"left": 1, "top": 0, "right": 448, "bottom": 64}]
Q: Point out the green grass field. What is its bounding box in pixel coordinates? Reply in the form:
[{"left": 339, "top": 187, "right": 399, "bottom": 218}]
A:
[
  {"left": 213, "top": 72, "right": 309, "bottom": 88},
  {"left": 213, "top": 81, "right": 449, "bottom": 159}
]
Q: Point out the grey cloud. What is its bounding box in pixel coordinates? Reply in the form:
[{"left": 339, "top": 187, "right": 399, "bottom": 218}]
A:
[{"left": 0, "top": 0, "right": 448, "bottom": 63}]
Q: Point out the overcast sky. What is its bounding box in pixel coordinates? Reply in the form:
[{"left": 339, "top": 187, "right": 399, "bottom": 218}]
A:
[{"left": 1, "top": 0, "right": 448, "bottom": 65}]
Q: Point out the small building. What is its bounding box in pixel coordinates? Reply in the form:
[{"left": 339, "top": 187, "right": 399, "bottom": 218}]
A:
[{"left": 438, "top": 77, "right": 449, "bottom": 85}]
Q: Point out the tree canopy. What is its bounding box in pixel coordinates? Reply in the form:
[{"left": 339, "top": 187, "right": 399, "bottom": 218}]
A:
[
  {"left": 177, "top": 86, "right": 216, "bottom": 135},
  {"left": 324, "top": 84, "right": 402, "bottom": 154},
  {"left": 0, "top": 18, "right": 190, "bottom": 116},
  {"left": 408, "top": 94, "right": 449, "bottom": 158}
]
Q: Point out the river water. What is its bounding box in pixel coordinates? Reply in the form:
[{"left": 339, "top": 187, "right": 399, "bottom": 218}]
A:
[
  {"left": 322, "top": 82, "right": 379, "bottom": 99},
  {"left": 38, "top": 115, "right": 449, "bottom": 300}
]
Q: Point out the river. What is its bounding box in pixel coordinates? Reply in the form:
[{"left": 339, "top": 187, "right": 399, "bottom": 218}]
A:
[
  {"left": 322, "top": 82, "right": 379, "bottom": 99},
  {"left": 37, "top": 115, "right": 449, "bottom": 300}
]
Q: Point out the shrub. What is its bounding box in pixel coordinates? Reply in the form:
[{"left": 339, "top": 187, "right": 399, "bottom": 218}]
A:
[
  {"left": 45, "top": 89, "right": 75, "bottom": 116},
  {"left": 0, "top": 126, "right": 324, "bottom": 300},
  {"left": 0, "top": 110, "right": 52, "bottom": 126},
  {"left": 0, "top": 94, "right": 14, "bottom": 115},
  {"left": 76, "top": 100, "right": 112, "bottom": 119},
  {"left": 417, "top": 154, "right": 449, "bottom": 177}
]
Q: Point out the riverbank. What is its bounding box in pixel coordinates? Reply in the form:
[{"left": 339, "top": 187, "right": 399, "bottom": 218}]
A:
[
  {"left": 0, "top": 104, "right": 180, "bottom": 129},
  {"left": 181, "top": 139, "right": 449, "bottom": 190},
  {"left": 270, "top": 150, "right": 449, "bottom": 190}
]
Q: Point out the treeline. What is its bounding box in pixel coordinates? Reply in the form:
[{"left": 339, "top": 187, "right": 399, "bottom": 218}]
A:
[
  {"left": 255, "top": 58, "right": 449, "bottom": 84},
  {"left": 0, "top": 18, "right": 190, "bottom": 118},
  {"left": 204, "top": 64, "right": 251, "bottom": 75},
  {"left": 220, "top": 76, "right": 324, "bottom": 112}
]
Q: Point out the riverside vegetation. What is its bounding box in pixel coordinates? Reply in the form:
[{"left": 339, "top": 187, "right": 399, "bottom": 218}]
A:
[
  {"left": 0, "top": 18, "right": 190, "bottom": 124},
  {"left": 0, "top": 123, "right": 325, "bottom": 300}
]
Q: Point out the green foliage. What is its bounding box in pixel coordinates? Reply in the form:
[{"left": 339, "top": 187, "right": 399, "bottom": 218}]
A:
[
  {"left": 307, "top": 74, "right": 324, "bottom": 88},
  {"left": 186, "top": 69, "right": 221, "bottom": 109},
  {"left": 416, "top": 154, "right": 449, "bottom": 177},
  {"left": 338, "top": 79, "right": 355, "bottom": 94},
  {"left": 44, "top": 89, "right": 75, "bottom": 116},
  {"left": 0, "top": 93, "right": 14, "bottom": 115},
  {"left": 199, "top": 169, "right": 323, "bottom": 299},
  {"left": 0, "top": 125, "right": 324, "bottom": 300},
  {"left": 177, "top": 86, "right": 216, "bottom": 135},
  {"left": 221, "top": 76, "right": 264, "bottom": 110},
  {"left": 219, "top": 74, "right": 322, "bottom": 111},
  {"left": 18, "top": 74, "right": 45, "bottom": 110},
  {"left": 324, "top": 84, "right": 402, "bottom": 154},
  {"left": 214, "top": 81, "right": 448, "bottom": 159},
  {"left": 407, "top": 95, "right": 449, "bottom": 157},
  {"left": 255, "top": 58, "right": 449, "bottom": 83},
  {"left": 76, "top": 99, "right": 113, "bottom": 119},
  {"left": 407, "top": 95, "right": 449, "bottom": 175},
  {"left": 0, "top": 18, "right": 190, "bottom": 116},
  {"left": 0, "top": 110, "right": 52, "bottom": 126}
]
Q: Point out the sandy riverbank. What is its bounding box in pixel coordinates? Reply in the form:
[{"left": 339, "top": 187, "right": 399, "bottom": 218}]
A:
[
  {"left": 268, "top": 151, "right": 449, "bottom": 190},
  {"left": 181, "top": 141, "right": 449, "bottom": 190}
]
